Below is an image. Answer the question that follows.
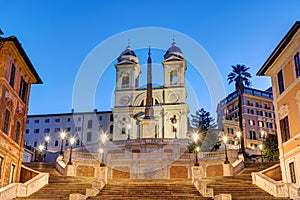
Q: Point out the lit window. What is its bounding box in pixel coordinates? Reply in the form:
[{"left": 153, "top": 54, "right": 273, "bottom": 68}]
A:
[
  {"left": 249, "top": 120, "right": 255, "bottom": 126},
  {"left": 258, "top": 121, "right": 264, "bottom": 127}
]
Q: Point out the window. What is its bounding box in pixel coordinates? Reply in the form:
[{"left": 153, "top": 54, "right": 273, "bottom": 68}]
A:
[
  {"left": 34, "top": 141, "right": 37, "bottom": 147},
  {"left": 9, "top": 64, "right": 16, "bottom": 88},
  {"left": 99, "top": 116, "right": 102, "bottom": 120},
  {"left": 258, "top": 121, "right": 264, "bottom": 127},
  {"left": 267, "top": 122, "right": 273, "bottom": 129},
  {"left": 170, "top": 70, "right": 178, "bottom": 85},
  {"left": 19, "top": 77, "right": 28, "bottom": 103},
  {"left": 44, "top": 128, "right": 50, "bottom": 133},
  {"left": 255, "top": 102, "right": 261, "bottom": 108},
  {"left": 289, "top": 162, "right": 296, "bottom": 183},
  {"left": 249, "top": 120, "right": 255, "bottom": 126},
  {"left": 54, "top": 128, "right": 60, "bottom": 132},
  {"left": 110, "top": 114, "right": 113, "bottom": 121},
  {"left": 3, "top": 109, "right": 10, "bottom": 134},
  {"left": 257, "top": 110, "right": 263, "bottom": 116},
  {"left": 277, "top": 70, "right": 284, "bottom": 94},
  {"left": 87, "top": 132, "right": 92, "bottom": 142},
  {"left": 110, "top": 125, "right": 113, "bottom": 133},
  {"left": 9, "top": 164, "right": 15, "bottom": 184},
  {"left": 45, "top": 119, "right": 50, "bottom": 123},
  {"left": 75, "top": 127, "right": 81, "bottom": 132},
  {"left": 54, "top": 140, "right": 59, "bottom": 146},
  {"left": 247, "top": 109, "right": 254, "bottom": 114},
  {"left": 65, "top": 140, "right": 69, "bottom": 146},
  {"left": 87, "top": 120, "right": 93, "bottom": 129},
  {"left": 76, "top": 139, "right": 80, "bottom": 146},
  {"left": 121, "top": 72, "right": 129, "bottom": 88},
  {"left": 0, "top": 157, "right": 3, "bottom": 178},
  {"left": 280, "top": 116, "right": 290, "bottom": 143},
  {"left": 14, "top": 121, "right": 21, "bottom": 143},
  {"left": 227, "top": 128, "right": 234, "bottom": 135},
  {"left": 34, "top": 129, "right": 39, "bottom": 134},
  {"left": 294, "top": 52, "right": 300, "bottom": 78},
  {"left": 67, "top": 118, "right": 71, "bottom": 122},
  {"left": 265, "top": 112, "right": 272, "bottom": 118},
  {"left": 34, "top": 119, "right": 39, "bottom": 123},
  {"left": 26, "top": 119, "right": 29, "bottom": 124},
  {"left": 250, "top": 131, "right": 256, "bottom": 140},
  {"left": 264, "top": 104, "right": 270, "bottom": 109},
  {"left": 121, "top": 128, "right": 126, "bottom": 134},
  {"left": 25, "top": 129, "right": 29, "bottom": 134},
  {"left": 66, "top": 127, "right": 71, "bottom": 131},
  {"left": 55, "top": 118, "right": 60, "bottom": 122},
  {"left": 78, "top": 117, "right": 81, "bottom": 121}
]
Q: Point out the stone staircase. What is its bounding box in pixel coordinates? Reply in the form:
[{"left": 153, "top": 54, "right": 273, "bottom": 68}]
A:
[
  {"left": 204, "top": 162, "right": 290, "bottom": 200},
  {"left": 87, "top": 179, "right": 211, "bottom": 200},
  {"left": 15, "top": 162, "right": 93, "bottom": 200}
]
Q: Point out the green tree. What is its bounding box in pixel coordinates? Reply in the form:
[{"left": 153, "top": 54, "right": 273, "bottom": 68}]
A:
[
  {"left": 263, "top": 134, "right": 279, "bottom": 161},
  {"left": 227, "top": 64, "right": 251, "bottom": 158},
  {"left": 188, "top": 108, "right": 215, "bottom": 152}
]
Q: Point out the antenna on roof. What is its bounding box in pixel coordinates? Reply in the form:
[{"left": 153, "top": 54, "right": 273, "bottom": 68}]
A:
[{"left": 127, "top": 39, "right": 131, "bottom": 48}]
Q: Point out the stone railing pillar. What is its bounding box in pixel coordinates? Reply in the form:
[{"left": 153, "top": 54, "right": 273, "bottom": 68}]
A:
[
  {"left": 223, "top": 163, "right": 233, "bottom": 176},
  {"left": 66, "top": 164, "right": 75, "bottom": 176},
  {"left": 191, "top": 166, "right": 203, "bottom": 183},
  {"left": 97, "top": 166, "right": 108, "bottom": 184}
]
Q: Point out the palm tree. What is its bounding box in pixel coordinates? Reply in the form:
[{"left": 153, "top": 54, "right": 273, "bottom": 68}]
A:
[{"left": 227, "top": 64, "right": 251, "bottom": 158}]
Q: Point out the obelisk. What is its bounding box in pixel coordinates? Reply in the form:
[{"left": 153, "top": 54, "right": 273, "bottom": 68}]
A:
[{"left": 141, "top": 47, "right": 157, "bottom": 138}]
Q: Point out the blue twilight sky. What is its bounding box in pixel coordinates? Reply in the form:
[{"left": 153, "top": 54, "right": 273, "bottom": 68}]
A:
[{"left": 1, "top": 0, "right": 300, "bottom": 119}]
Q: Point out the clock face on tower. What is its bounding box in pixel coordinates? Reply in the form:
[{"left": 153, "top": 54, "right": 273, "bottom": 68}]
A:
[{"left": 119, "top": 95, "right": 130, "bottom": 105}]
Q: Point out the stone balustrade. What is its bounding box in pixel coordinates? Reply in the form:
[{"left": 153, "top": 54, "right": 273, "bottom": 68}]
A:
[
  {"left": 252, "top": 164, "right": 290, "bottom": 198},
  {"left": 0, "top": 165, "right": 49, "bottom": 200}
]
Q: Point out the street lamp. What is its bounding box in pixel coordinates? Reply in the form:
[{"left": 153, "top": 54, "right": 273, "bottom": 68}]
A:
[
  {"left": 67, "top": 137, "right": 76, "bottom": 165},
  {"left": 236, "top": 131, "right": 241, "bottom": 153},
  {"left": 171, "top": 115, "right": 178, "bottom": 139},
  {"left": 44, "top": 136, "right": 50, "bottom": 150},
  {"left": 192, "top": 132, "right": 200, "bottom": 166},
  {"left": 99, "top": 133, "right": 108, "bottom": 166},
  {"left": 223, "top": 135, "right": 230, "bottom": 164},
  {"left": 38, "top": 144, "right": 45, "bottom": 162},
  {"left": 195, "top": 146, "right": 200, "bottom": 166},
  {"left": 127, "top": 124, "right": 132, "bottom": 140},
  {"left": 60, "top": 131, "right": 67, "bottom": 155},
  {"left": 259, "top": 144, "right": 263, "bottom": 162}
]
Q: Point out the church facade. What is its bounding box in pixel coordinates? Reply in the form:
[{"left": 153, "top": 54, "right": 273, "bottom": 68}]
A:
[{"left": 112, "top": 42, "right": 189, "bottom": 141}]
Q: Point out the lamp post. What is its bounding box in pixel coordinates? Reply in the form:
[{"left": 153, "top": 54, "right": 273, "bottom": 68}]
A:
[
  {"left": 127, "top": 124, "right": 132, "bottom": 140},
  {"left": 38, "top": 145, "right": 45, "bottom": 162},
  {"left": 236, "top": 131, "right": 241, "bottom": 153},
  {"left": 67, "top": 137, "right": 76, "bottom": 165},
  {"left": 60, "top": 131, "right": 66, "bottom": 155},
  {"left": 223, "top": 135, "right": 230, "bottom": 164},
  {"left": 192, "top": 133, "right": 199, "bottom": 166},
  {"left": 44, "top": 136, "right": 50, "bottom": 150},
  {"left": 99, "top": 133, "right": 108, "bottom": 166},
  {"left": 171, "top": 115, "right": 178, "bottom": 139},
  {"left": 195, "top": 146, "right": 200, "bottom": 166}
]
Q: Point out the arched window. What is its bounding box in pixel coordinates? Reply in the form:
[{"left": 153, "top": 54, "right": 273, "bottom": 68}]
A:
[
  {"left": 140, "top": 100, "right": 144, "bottom": 106},
  {"left": 33, "top": 141, "right": 37, "bottom": 147},
  {"left": 170, "top": 70, "right": 178, "bottom": 85},
  {"left": 121, "top": 73, "right": 129, "bottom": 88},
  {"left": 54, "top": 140, "right": 59, "bottom": 146}
]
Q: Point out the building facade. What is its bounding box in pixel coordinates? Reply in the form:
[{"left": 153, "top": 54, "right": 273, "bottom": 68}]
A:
[
  {"left": 217, "top": 87, "right": 276, "bottom": 154},
  {"left": 257, "top": 21, "right": 300, "bottom": 187},
  {"left": 25, "top": 110, "right": 113, "bottom": 151},
  {"left": 0, "top": 35, "right": 42, "bottom": 187},
  {"left": 112, "top": 43, "right": 189, "bottom": 140}
]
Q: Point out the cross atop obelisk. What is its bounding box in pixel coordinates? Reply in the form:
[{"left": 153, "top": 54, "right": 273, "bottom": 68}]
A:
[{"left": 144, "top": 47, "right": 154, "bottom": 119}]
